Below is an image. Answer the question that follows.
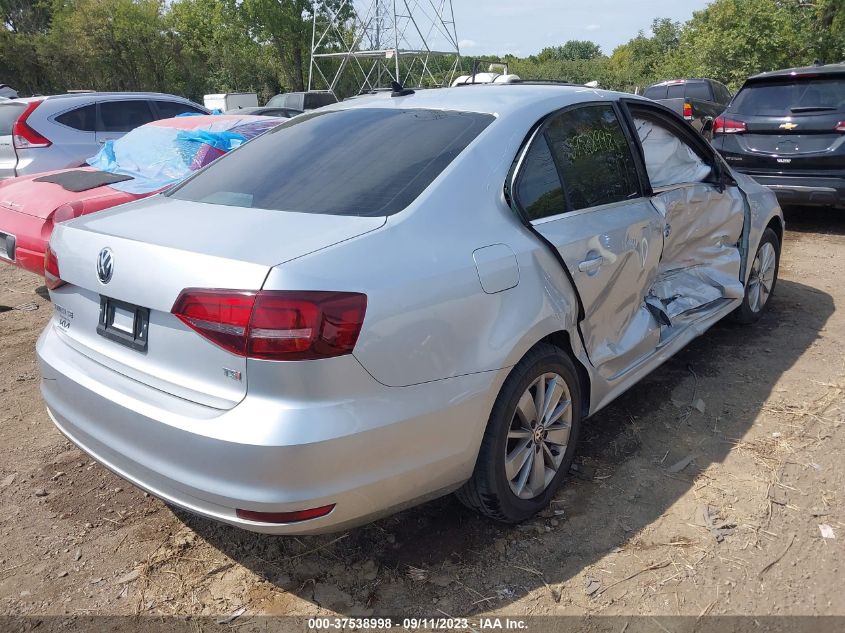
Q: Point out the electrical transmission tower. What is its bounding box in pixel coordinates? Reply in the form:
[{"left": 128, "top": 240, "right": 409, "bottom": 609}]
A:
[{"left": 309, "top": 0, "right": 462, "bottom": 96}]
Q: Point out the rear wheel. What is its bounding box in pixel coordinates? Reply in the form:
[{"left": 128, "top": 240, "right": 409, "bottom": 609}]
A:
[
  {"left": 733, "top": 227, "right": 780, "bottom": 324},
  {"left": 457, "top": 343, "right": 582, "bottom": 523}
]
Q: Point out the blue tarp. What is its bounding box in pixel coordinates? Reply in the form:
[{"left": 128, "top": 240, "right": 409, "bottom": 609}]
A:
[{"left": 86, "top": 118, "right": 279, "bottom": 195}]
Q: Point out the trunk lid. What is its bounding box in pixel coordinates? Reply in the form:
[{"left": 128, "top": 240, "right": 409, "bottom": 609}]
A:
[
  {"left": 49, "top": 196, "right": 385, "bottom": 408},
  {"left": 0, "top": 168, "right": 136, "bottom": 219}
]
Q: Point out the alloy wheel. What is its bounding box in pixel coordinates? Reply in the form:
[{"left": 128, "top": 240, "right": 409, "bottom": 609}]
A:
[
  {"left": 748, "top": 241, "right": 776, "bottom": 313},
  {"left": 505, "top": 372, "right": 572, "bottom": 499}
]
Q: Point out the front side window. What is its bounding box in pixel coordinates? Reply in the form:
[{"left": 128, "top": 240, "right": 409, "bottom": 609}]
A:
[
  {"left": 633, "top": 112, "right": 712, "bottom": 188},
  {"left": 99, "top": 100, "right": 154, "bottom": 132},
  {"left": 544, "top": 105, "right": 641, "bottom": 211},
  {"left": 170, "top": 108, "right": 494, "bottom": 217}
]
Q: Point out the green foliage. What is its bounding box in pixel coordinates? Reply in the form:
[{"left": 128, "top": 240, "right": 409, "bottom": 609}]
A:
[{"left": 0, "top": 0, "right": 843, "bottom": 102}]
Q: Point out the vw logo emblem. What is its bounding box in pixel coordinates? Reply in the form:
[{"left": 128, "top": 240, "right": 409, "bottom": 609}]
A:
[{"left": 97, "top": 248, "right": 114, "bottom": 284}]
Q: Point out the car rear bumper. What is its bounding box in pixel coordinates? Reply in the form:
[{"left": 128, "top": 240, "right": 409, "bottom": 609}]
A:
[
  {"left": 36, "top": 322, "right": 498, "bottom": 534},
  {"left": 742, "top": 173, "right": 845, "bottom": 208},
  {"left": 0, "top": 206, "right": 48, "bottom": 274}
]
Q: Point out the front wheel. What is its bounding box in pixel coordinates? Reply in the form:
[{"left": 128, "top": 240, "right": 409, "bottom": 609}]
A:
[
  {"left": 733, "top": 227, "right": 780, "bottom": 324},
  {"left": 457, "top": 343, "right": 582, "bottom": 523}
]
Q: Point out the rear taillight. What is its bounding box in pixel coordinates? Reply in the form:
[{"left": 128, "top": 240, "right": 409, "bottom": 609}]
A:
[
  {"left": 44, "top": 244, "right": 65, "bottom": 289},
  {"left": 713, "top": 116, "right": 747, "bottom": 135},
  {"left": 171, "top": 289, "right": 367, "bottom": 361},
  {"left": 12, "top": 100, "right": 51, "bottom": 149},
  {"left": 836, "top": 121, "right": 845, "bottom": 133},
  {"left": 682, "top": 102, "right": 693, "bottom": 120}
]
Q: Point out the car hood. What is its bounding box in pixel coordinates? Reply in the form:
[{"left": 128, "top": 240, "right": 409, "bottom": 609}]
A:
[
  {"left": 63, "top": 195, "right": 387, "bottom": 267},
  {"left": 0, "top": 167, "right": 139, "bottom": 220}
]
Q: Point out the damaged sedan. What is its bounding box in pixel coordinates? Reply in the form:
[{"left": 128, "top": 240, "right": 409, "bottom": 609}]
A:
[{"left": 36, "top": 84, "right": 783, "bottom": 534}]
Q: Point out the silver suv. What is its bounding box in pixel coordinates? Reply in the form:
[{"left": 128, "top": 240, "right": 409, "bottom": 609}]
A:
[{"left": 0, "top": 92, "right": 208, "bottom": 179}]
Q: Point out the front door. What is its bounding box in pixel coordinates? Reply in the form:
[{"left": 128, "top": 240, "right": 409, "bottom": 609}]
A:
[
  {"left": 625, "top": 102, "right": 746, "bottom": 334},
  {"left": 514, "top": 103, "right": 665, "bottom": 380}
]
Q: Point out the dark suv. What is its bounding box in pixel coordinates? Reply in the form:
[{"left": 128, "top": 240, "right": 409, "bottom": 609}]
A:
[{"left": 712, "top": 63, "right": 845, "bottom": 209}]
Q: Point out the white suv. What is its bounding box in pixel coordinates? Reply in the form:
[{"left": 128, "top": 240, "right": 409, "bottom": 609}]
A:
[{"left": 0, "top": 92, "right": 208, "bottom": 179}]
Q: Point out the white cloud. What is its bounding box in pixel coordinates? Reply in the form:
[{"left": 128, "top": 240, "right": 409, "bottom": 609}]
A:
[
  {"left": 459, "top": 39, "right": 479, "bottom": 49},
  {"left": 585, "top": 24, "right": 601, "bottom": 31}
]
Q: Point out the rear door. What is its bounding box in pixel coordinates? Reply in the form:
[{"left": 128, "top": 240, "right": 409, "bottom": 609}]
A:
[
  {"left": 515, "top": 103, "right": 665, "bottom": 380},
  {"left": 716, "top": 74, "right": 845, "bottom": 174},
  {"left": 625, "top": 101, "right": 746, "bottom": 334},
  {"left": 95, "top": 99, "right": 155, "bottom": 144},
  {"left": 0, "top": 101, "right": 25, "bottom": 178}
]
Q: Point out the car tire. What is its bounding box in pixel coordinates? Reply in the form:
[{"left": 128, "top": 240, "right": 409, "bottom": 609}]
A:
[
  {"left": 733, "top": 227, "right": 780, "bottom": 324},
  {"left": 457, "top": 342, "right": 582, "bottom": 523}
]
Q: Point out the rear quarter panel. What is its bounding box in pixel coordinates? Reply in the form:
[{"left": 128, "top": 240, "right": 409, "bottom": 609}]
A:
[{"left": 261, "top": 121, "right": 584, "bottom": 388}]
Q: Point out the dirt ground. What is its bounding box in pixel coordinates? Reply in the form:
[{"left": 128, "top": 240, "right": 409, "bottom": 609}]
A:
[{"left": 0, "top": 207, "right": 843, "bottom": 623}]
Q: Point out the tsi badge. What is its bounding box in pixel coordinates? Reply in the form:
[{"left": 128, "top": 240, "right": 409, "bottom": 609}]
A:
[
  {"left": 96, "top": 247, "right": 114, "bottom": 284},
  {"left": 223, "top": 367, "right": 242, "bottom": 381}
]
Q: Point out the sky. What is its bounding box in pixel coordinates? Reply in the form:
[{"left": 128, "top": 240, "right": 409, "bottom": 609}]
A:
[{"left": 448, "top": 0, "right": 711, "bottom": 57}]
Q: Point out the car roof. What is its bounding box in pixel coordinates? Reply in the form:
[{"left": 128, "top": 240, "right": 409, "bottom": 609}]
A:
[
  {"left": 747, "top": 62, "right": 845, "bottom": 82},
  {"left": 647, "top": 78, "right": 714, "bottom": 87},
  {"left": 2, "top": 92, "right": 200, "bottom": 105},
  {"left": 325, "top": 83, "right": 643, "bottom": 117},
  {"left": 145, "top": 114, "right": 277, "bottom": 129}
]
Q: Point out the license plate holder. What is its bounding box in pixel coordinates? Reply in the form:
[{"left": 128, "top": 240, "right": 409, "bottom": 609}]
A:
[{"left": 97, "top": 296, "right": 149, "bottom": 352}]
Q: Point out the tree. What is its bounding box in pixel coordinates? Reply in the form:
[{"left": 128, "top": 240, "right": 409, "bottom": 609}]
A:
[
  {"left": 168, "top": 0, "right": 277, "bottom": 101},
  {"left": 0, "top": 0, "right": 52, "bottom": 33},
  {"left": 673, "top": 0, "right": 816, "bottom": 89},
  {"left": 536, "top": 40, "right": 603, "bottom": 63}
]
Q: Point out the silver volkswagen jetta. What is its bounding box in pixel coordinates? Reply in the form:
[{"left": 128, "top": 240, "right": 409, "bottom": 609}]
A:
[{"left": 37, "top": 84, "right": 784, "bottom": 534}]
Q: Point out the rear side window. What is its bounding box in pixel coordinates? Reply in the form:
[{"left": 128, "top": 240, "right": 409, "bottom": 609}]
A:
[
  {"left": 304, "top": 93, "right": 337, "bottom": 109},
  {"left": 685, "top": 82, "right": 712, "bottom": 101},
  {"left": 154, "top": 100, "right": 206, "bottom": 119},
  {"left": 99, "top": 100, "right": 154, "bottom": 132},
  {"left": 730, "top": 77, "right": 845, "bottom": 115},
  {"left": 516, "top": 136, "right": 565, "bottom": 220},
  {"left": 714, "top": 83, "right": 732, "bottom": 105},
  {"left": 544, "top": 105, "right": 640, "bottom": 211},
  {"left": 55, "top": 104, "right": 97, "bottom": 131},
  {"left": 644, "top": 85, "right": 667, "bottom": 100},
  {"left": 170, "top": 108, "right": 494, "bottom": 217},
  {"left": 0, "top": 103, "right": 25, "bottom": 136}
]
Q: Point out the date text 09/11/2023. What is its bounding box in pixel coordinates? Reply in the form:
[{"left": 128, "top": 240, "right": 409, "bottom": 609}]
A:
[{"left": 306, "top": 618, "right": 528, "bottom": 630}]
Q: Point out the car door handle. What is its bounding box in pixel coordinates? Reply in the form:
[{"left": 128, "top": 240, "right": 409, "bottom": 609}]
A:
[{"left": 578, "top": 255, "right": 604, "bottom": 273}]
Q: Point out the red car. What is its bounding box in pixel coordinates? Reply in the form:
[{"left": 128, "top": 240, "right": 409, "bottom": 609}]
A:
[{"left": 0, "top": 114, "right": 280, "bottom": 275}]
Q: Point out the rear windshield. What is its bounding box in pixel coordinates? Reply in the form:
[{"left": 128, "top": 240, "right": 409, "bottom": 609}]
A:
[
  {"left": 0, "top": 102, "right": 25, "bottom": 136},
  {"left": 730, "top": 77, "right": 845, "bottom": 116},
  {"left": 169, "top": 108, "right": 494, "bottom": 217}
]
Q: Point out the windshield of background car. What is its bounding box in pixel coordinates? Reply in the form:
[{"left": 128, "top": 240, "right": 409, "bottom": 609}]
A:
[
  {"left": 729, "top": 77, "right": 845, "bottom": 116},
  {"left": 168, "top": 108, "right": 495, "bottom": 217}
]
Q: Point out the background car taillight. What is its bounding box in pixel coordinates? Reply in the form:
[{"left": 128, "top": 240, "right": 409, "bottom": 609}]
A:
[
  {"left": 44, "top": 244, "right": 65, "bottom": 289},
  {"left": 835, "top": 121, "right": 845, "bottom": 133},
  {"left": 171, "top": 289, "right": 367, "bottom": 360},
  {"left": 12, "top": 100, "right": 51, "bottom": 149},
  {"left": 713, "top": 116, "right": 747, "bottom": 135},
  {"left": 682, "top": 102, "right": 693, "bottom": 120}
]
